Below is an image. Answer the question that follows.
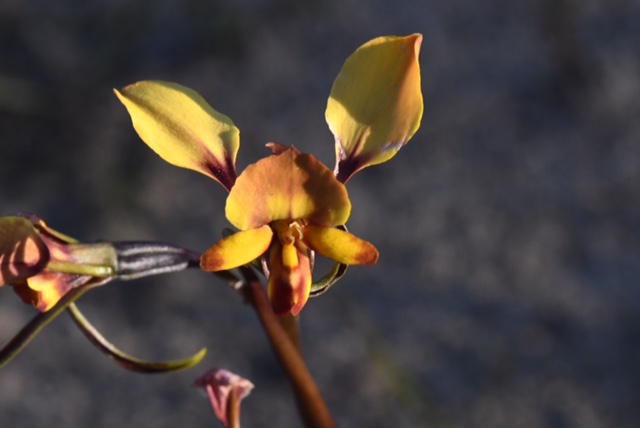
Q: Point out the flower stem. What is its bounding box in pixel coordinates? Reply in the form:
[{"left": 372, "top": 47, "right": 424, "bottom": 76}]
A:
[
  {"left": 278, "top": 313, "right": 300, "bottom": 351},
  {"left": 239, "top": 267, "right": 335, "bottom": 428},
  {"left": 226, "top": 387, "right": 241, "bottom": 428}
]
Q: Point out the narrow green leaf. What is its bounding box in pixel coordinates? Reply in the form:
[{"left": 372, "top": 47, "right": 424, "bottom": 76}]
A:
[{"left": 67, "top": 303, "right": 206, "bottom": 373}]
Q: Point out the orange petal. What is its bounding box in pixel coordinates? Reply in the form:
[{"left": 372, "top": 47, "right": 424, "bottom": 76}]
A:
[
  {"left": 115, "top": 81, "right": 239, "bottom": 191},
  {"left": 0, "top": 217, "right": 49, "bottom": 285},
  {"left": 267, "top": 241, "right": 312, "bottom": 316},
  {"left": 16, "top": 273, "right": 91, "bottom": 312},
  {"left": 201, "top": 225, "right": 273, "bottom": 271},
  {"left": 303, "top": 225, "right": 378, "bottom": 265},
  {"left": 226, "top": 146, "right": 351, "bottom": 230},
  {"left": 326, "top": 34, "right": 423, "bottom": 183}
]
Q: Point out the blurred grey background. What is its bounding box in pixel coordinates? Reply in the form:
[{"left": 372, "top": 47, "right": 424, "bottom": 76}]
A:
[{"left": 1, "top": 1, "right": 639, "bottom": 427}]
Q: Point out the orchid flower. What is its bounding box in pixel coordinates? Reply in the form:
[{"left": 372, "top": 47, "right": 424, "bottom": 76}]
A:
[
  {"left": 116, "top": 34, "right": 423, "bottom": 316},
  {"left": 0, "top": 214, "right": 117, "bottom": 311},
  {"left": 0, "top": 214, "right": 201, "bottom": 312}
]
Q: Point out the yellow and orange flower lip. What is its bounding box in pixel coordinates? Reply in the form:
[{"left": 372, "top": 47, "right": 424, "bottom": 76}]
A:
[{"left": 225, "top": 146, "right": 352, "bottom": 230}]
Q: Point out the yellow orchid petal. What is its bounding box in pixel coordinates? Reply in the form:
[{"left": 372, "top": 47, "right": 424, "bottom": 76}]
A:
[
  {"left": 201, "top": 225, "right": 273, "bottom": 271},
  {"left": 115, "top": 80, "right": 239, "bottom": 191},
  {"left": 303, "top": 225, "right": 379, "bottom": 265},
  {"left": 326, "top": 34, "right": 423, "bottom": 183},
  {"left": 226, "top": 146, "right": 351, "bottom": 230},
  {"left": 0, "top": 217, "right": 49, "bottom": 286},
  {"left": 267, "top": 241, "right": 312, "bottom": 316}
]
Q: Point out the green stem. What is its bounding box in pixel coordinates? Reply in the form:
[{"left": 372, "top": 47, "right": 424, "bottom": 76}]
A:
[
  {"left": 0, "top": 278, "right": 109, "bottom": 368},
  {"left": 46, "top": 261, "right": 114, "bottom": 277},
  {"left": 67, "top": 303, "right": 206, "bottom": 373}
]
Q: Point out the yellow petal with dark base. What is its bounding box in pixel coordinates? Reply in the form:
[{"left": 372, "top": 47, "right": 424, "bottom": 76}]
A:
[
  {"left": 115, "top": 81, "right": 239, "bottom": 191},
  {"left": 226, "top": 146, "right": 351, "bottom": 230},
  {"left": 303, "top": 225, "right": 379, "bottom": 265},
  {"left": 201, "top": 225, "right": 273, "bottom": 272},
  {"left": 0, "top": 217, "right": 49, "bottom": 286},
  {"left": 326, "top": 34, "right": 423, "bottom": 183}
]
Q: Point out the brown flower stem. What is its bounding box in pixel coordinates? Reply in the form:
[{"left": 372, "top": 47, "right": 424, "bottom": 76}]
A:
[
  {"left": 226, "top": 387, "right": 241, "bottom": 428},
  {"left": 239, "top": 267, "right": 335, "bottom": 428},
  {"left": 278, "top": 313, "right": 301, "bottom": 352}
]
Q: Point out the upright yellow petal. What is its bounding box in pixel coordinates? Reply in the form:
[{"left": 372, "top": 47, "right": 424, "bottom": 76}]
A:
[
  {"left": 226, "top": 147, "right": 352, "bottom": 230},
  {"left": 201, "top": 225, "right": 273, "bottom": 271},
  {"left": 115, "top": 81, "right": 239, "bottom": 191},
  {"left": 326, "top": 34, "right": 423, "bottom": 183}
]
